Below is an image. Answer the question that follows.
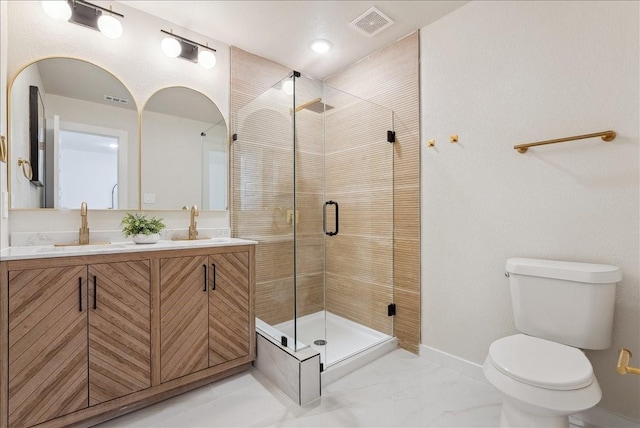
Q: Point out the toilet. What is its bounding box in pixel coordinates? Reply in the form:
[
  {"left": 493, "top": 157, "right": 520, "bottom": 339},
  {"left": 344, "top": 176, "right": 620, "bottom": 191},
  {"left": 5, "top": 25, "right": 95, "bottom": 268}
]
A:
[{"left": 484, "top": 258, "right": 621, "bottom": 428}]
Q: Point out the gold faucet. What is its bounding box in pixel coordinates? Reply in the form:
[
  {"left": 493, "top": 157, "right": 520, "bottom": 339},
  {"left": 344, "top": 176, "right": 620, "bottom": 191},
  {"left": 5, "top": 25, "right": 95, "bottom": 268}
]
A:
[
  {"left": 79, "top": 202, "right": 90, "bottom": 245},
  {"left": 188, "top": 205, "right": 199, "bottom": 240}
]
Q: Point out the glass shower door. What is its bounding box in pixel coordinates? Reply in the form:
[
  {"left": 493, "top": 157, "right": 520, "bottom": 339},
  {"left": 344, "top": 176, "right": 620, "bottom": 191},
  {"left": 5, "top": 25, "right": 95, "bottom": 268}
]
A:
[{"left": 295, "top": 82, "right": 395, "bottom": 367}]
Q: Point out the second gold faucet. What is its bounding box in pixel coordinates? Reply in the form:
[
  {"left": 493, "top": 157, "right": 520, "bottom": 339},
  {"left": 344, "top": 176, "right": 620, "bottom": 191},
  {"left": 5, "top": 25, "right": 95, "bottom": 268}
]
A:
[
  {"left": 188, "top": 205, "right": 199, "bottom": 240},
  {"left": 79, "top": 202, "right": 90, "bottom": 245}
]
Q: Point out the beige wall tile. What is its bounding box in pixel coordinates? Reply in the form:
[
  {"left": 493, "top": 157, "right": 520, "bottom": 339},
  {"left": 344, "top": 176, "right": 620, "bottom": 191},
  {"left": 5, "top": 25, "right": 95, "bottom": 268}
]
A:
[
  {"left": 394, "top": 185, "right": 420, "bottom": 241},
  {"left": 394, "top": 289, "right": 421, "bottom": 353},
  {"left": 324, "top": 190, "right": 393, "bottom": 238},
  {"left": 326, "top": 235, "right": 393, "bottom": 286},
  {"left": 296, "top": 273, "right": 325, "bottom": 318},
  {"left": 326, "top": 273, "right": 393, "bottom": 336},
  {"left": 394, "top": 238, "right": 420, "bottom": 293},
  {"left": 256, "top": 277, "right": 294, "bottom": 325}
]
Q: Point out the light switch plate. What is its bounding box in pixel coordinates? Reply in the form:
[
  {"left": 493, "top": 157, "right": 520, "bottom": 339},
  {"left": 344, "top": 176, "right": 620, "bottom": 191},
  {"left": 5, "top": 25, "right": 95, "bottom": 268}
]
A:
[{"left": 143, "top": 193, "right": 156, "bottom": 204}]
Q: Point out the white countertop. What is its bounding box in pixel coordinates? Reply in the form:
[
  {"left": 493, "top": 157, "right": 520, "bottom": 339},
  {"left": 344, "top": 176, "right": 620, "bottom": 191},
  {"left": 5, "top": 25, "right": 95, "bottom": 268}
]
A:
[{"left": 0, "top": 238, "right": 258, "bottom": 261}]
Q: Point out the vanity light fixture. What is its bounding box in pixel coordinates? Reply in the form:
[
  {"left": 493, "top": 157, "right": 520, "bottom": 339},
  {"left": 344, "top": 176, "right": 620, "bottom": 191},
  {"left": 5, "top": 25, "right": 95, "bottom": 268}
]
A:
[
  {"left": 160, "top": 30, "right": 217, "bottom": 69},
  {"left": 309, "top": 39, "right": 333, "bottom": 54},
  {"left": 42, "top": 0, "right": 124, "bottom": 39}
]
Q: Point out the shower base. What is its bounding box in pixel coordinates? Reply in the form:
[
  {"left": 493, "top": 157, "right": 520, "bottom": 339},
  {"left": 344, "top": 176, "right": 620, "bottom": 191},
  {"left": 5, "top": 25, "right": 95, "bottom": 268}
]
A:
[{"left": 274, "top": 311, "right": 395, "bottom": 370}]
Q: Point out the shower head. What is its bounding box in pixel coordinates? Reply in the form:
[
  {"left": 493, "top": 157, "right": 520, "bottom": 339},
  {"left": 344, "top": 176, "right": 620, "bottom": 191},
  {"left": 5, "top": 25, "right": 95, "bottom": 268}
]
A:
[{"left": 294, "top": 97, "right": 334, "bottom": 113}]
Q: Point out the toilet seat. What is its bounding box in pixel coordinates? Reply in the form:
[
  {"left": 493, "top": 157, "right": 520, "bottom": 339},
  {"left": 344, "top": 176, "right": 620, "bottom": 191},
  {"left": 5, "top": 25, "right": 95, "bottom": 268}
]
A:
[{"left": 489, "top": 334, "right": 593, "bottom": 391}]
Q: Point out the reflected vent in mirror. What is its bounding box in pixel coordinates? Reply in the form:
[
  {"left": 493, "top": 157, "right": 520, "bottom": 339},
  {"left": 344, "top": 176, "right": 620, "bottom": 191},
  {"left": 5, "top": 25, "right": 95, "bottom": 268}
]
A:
[{"left": 104, "top": 95, "right": 129, "bottom": 105}]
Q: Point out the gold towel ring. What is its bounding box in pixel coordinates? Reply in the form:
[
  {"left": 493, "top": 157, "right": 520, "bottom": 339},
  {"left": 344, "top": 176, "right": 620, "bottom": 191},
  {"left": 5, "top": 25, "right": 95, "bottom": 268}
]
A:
[
  {"left": 17, "top": 157, "right": 33, "bottom": 180},
  {"left": 0, "top": 136, "right": 7, "bottom": 163}
]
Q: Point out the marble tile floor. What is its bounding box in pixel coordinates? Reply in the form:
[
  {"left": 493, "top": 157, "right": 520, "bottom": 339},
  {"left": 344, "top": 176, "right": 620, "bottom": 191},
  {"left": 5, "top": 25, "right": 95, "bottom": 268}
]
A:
[{"left": 97, "top": 349, "right": 502, "bottom": 428}]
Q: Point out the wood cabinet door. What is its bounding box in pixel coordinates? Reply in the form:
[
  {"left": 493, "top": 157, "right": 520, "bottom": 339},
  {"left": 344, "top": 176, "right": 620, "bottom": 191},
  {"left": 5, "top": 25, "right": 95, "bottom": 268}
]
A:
[
  {"left": 209, "top": 252, "right": 251, "bottom": 366},
  {"left": 160, "top": 255, "right": 209, "bottom": 382},
  {"left": 8, "top": 266, "right": 88, "bottom": 427},
  {"left": 88, "top": 261, "right": 151, "bottom": 405}
]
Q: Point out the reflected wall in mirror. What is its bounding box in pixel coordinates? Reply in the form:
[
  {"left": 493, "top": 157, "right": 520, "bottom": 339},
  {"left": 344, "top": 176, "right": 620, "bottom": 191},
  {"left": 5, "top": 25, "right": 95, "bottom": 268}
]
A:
[
  {"left": 9, "top": 58, "right": 138, "bottom": 209},
  {"left": 142, "top": 87, "right": 227, "bottom": 210}
]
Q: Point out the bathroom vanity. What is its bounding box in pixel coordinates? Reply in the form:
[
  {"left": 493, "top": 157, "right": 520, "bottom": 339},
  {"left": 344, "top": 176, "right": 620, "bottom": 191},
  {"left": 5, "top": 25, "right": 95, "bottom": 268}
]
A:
[{"left": 0, "top": 239, "right": 256, "bottom": 428}]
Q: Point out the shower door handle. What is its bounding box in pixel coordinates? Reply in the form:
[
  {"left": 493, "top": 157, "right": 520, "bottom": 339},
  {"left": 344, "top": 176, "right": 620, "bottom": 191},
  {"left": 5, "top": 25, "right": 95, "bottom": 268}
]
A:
[{"left": 323, "top": 200, "right": 339, "bottom": 236}]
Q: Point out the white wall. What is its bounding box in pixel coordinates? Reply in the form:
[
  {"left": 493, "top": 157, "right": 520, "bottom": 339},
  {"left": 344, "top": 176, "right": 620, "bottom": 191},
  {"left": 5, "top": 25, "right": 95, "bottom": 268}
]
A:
[
  {"left": 421, "top": 1, "right": 639, "bottom": 422},
  {"left": 5, "top": 0, "right": 230, "bottom": 238},
  {"left": 0, "top": 0, "right": 8, "bottom": 248},
  {"left": 141, "top": 111, "right": 207, "bottom": 210}
]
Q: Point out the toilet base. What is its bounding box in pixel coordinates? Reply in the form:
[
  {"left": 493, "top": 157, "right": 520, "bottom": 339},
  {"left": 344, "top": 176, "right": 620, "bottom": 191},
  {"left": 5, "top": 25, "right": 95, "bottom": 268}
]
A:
[{"left": 500, "top": 395, "right": 569, "bottom": 428}]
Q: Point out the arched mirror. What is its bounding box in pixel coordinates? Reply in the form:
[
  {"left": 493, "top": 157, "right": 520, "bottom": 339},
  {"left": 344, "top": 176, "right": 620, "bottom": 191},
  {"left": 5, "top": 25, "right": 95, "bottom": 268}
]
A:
[
  {"left": 141, "top": 87, "right": 227, "bottom": 210},
  {"left": 9, "top": 57, "right": 138, "bottom": 209}
]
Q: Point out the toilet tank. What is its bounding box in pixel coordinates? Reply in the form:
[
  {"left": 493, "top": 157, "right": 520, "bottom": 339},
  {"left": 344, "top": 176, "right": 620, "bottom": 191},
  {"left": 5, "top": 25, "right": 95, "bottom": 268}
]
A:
[{"left": 505, "top": 258, "right": 621, "bottom": 350}]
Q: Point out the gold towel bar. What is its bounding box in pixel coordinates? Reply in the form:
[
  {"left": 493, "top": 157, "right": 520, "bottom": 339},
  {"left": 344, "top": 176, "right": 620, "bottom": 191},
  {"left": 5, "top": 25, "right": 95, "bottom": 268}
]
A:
[
  {"left": 514, "top": 130, "right": 616, "bottom": 154},
  {"left": 617, "top": 349, "right": 640, "bottom": 375}
]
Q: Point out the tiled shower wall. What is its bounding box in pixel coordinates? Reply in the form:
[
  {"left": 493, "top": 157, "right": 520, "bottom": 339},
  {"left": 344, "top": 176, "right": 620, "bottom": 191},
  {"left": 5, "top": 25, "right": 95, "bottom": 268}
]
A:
[
  {"left": 327, "top": 33, "right": 421, "bottom": 353},
  {"left": 230, "top": 50, "right": 326, "bottom": 325},
  {"left": 323, "top": 93, "right": 394, "bottom": 336},
  {"left": 230, "top": 31, "right": 420, "bottom": 353}
]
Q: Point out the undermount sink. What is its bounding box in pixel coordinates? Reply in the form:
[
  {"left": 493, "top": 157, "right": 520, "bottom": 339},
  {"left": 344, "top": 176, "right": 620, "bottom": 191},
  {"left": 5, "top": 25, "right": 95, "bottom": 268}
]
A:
[{"left": 53, "top": 241, "right": 111, "bottom": 247}]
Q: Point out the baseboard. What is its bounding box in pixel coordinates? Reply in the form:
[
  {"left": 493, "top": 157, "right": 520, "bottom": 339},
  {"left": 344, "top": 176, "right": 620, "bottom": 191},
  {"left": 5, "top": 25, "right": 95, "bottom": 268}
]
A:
[
  {"left": 419, "top": 344, "right": 485, "bottom": 382},
  {"left": 322, "top": 338, "right": 397, "bottom": 386},
  {"left": 418, "top": 344, "right": 640, "bottom": 428},
  {"left": 570, "top": 407, "right": 640, "bottom": 428}
]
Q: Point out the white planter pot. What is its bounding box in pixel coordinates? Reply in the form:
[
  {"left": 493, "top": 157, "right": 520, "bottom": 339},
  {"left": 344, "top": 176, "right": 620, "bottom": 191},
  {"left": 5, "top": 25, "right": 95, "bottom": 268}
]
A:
[{"left": 132, "top": 233, "right": 161, "bottom": 244}]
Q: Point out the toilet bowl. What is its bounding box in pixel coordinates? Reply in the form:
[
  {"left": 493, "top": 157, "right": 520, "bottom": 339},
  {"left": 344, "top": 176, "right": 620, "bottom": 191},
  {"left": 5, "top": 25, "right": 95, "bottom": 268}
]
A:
[
  {"left": 484, "top": 334, "right": 601, "bottom": 428},
  {"left": 485, "top": 258, "right": 621, "bottom": 428}
]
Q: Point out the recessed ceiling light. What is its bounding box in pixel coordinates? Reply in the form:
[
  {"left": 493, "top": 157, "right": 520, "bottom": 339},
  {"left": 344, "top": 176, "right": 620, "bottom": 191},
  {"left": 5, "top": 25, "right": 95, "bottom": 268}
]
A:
[{"left": 309, "top": 39, "right": 332, "bottom": 54}]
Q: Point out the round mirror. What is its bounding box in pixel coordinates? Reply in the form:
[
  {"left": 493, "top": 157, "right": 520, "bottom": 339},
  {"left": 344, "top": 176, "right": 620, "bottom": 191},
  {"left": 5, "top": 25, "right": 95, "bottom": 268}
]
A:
[
  {"left": 9, "top": 58, "right": 138, "bottom": 209},
  {"left": 141, "top": 87, "right": 227, "bottom": 210}
]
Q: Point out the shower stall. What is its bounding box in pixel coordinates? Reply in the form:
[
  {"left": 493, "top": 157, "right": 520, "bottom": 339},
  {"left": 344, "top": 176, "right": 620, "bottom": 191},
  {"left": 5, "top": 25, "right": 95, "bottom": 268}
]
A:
[{"left": 232, "top": 72, "right": 395, "bottom": 369}]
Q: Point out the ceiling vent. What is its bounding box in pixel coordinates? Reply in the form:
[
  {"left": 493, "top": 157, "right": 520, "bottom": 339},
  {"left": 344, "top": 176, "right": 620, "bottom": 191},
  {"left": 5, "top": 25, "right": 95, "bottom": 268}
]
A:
[
  {"left": 104, "top": 95, "right": 129, "bottom": 105},
  {"left": 349, "top": 7, "right": 394, "bottom": 37}
]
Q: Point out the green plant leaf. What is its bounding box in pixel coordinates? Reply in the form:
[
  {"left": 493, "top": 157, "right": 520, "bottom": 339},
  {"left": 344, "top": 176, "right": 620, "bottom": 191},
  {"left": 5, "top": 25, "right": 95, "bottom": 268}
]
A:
[{"left": 121, "top": 213, "right": 166, "bottom": 237}]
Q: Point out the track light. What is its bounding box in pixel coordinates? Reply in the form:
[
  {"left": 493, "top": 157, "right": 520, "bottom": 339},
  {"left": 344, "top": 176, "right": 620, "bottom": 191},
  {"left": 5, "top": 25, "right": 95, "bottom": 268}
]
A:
[
  {"left": 42, "top": 0, "right": 123, "bottom": 39},
  {"left": 160, "top": 30, "right": 217, "bottom": 70}
]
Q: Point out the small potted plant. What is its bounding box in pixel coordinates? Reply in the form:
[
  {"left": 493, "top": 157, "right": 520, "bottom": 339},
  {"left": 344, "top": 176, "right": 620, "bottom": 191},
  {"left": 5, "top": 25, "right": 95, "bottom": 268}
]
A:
[{"left": 121, "top": 213, "right": 166, "bottom": 244}]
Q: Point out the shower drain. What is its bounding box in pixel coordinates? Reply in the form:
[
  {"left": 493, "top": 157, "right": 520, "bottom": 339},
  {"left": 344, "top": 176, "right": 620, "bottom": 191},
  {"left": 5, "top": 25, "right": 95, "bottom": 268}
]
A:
[{"left": 314, "top": 339, "right": 327, "bottom": 346}]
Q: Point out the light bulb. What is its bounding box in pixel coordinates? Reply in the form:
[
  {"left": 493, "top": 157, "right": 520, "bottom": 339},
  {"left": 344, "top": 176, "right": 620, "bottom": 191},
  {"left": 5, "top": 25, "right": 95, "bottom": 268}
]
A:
[
  {"left": 309, "top": 39, "right": 332, "bottom": 54},
  {"left": 198, "top": 50, "right": 216, "bottom": 69},
  {"left": 98, "top": 15, "right": 123, "bottom": 39},
  {"left": 42, "top": 0, "right": 72, "bottom": 21},
  {"left": 161, "top": 37, "right": 181, "bottom": 58}
]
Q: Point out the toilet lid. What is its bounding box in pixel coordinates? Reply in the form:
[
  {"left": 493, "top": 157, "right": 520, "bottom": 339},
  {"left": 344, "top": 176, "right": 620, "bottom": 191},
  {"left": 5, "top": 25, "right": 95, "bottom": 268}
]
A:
[{"left": 489, "top": 334, "right": 594, "bottom": 391}]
